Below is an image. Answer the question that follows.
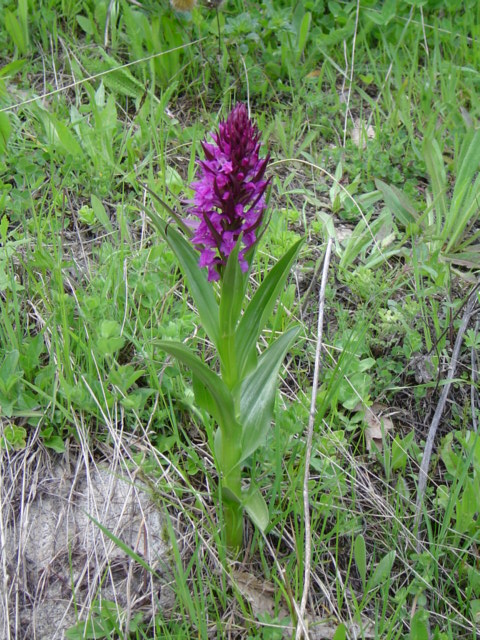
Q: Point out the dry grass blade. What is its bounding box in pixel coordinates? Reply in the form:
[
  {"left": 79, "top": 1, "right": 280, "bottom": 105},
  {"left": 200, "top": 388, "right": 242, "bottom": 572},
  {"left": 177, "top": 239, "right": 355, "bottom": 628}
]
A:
[{"left": 296, "top": 237, "right": 333, "bottom": 640}]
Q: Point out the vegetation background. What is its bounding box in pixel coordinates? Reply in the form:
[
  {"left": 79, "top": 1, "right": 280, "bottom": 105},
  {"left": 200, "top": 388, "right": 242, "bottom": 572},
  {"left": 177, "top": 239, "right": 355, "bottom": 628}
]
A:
[{"left": 1, "top": 0, "right": 480, "bottom": 638}]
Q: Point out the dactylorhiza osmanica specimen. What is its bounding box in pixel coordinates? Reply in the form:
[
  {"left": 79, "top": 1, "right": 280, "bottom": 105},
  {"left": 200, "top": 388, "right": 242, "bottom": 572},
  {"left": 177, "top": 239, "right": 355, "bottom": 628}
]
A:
[
  {"left": 189, "top": 103, "right": 270, "bottom": 281},
  {"left": 148, "top": 104, "right": 303, "bottom": 552}
]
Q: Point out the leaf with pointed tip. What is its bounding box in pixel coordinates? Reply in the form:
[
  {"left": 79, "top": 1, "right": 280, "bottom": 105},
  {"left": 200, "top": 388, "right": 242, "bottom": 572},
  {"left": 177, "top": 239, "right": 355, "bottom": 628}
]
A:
[
  {"left": 146, "top": 208, "right": 219, "bottom": 347},
  {"left": 366, "top": 550, "right": 395, "bottom": 592},
  {"left": 243, "top": 486, "right": 269, "bottom": 531},
  {"left": 218, "top": 240, "right": 248, "bottom": 388},
  {"left": 158, "top": 341, "right": 240, "bottom": 439},
  {"left": 86, "top": 514, "right": 161, "bottom": 579},
  {"left": 375, "top": 179, "right": 419, "bottom": 228},
  {"left": 221, "top": 483, "right": 269, "bottom": 531},
  {"left": 445, "top": 129, "right": 480, "bottom": 250},
  {"left": 236, "top": 239, "right": 304, "bottom": 380},
  {"left": 238, "top": 326, "right": 300, "bottom": 462},
  {"left": 423, "top": 137, "right": 448, "bottom": 233}
]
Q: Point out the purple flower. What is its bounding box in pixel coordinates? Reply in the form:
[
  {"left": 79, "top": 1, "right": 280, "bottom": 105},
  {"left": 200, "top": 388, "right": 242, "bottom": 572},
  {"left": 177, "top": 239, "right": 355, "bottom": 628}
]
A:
[{"left": 188, "top": 103, "right": 270, "bottom": 281}]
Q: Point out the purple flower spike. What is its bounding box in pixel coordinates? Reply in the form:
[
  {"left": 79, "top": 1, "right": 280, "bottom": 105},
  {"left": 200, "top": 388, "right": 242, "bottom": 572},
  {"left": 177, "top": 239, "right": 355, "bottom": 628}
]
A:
[{"left": 189, "top": 103, "right": 270, "bottom": 281}]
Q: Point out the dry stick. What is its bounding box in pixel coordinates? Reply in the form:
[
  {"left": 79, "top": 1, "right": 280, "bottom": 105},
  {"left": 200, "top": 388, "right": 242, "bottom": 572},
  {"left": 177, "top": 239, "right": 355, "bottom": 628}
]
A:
[
  {"left": 295, "top": 237, "right": 333, "bottom": 640},
  {"left": 342, "top": 0, "right": 360, "bottom": 148},
  {"left": 414, "top": 290, "right": 478, "bottom": 551}
]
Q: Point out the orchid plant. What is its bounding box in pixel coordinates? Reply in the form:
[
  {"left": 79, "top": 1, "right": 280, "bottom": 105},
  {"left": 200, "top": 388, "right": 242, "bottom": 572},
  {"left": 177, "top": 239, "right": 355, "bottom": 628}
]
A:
[{"left": 146, "top": 104, "right": 303, "bottom": 551}]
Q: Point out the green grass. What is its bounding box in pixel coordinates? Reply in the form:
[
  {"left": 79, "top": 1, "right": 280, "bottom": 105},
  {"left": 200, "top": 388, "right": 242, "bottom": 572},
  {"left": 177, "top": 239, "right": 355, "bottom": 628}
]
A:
[{"left": 1, "top": 0, "right": 480, "bottom": 638}]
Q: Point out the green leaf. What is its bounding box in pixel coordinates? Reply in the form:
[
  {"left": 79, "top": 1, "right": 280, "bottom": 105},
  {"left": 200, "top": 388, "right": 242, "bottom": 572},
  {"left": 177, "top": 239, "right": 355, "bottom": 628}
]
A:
[
  {"left": 91, "top": 195, "right": 114, "bottom": 233},
  {"left": 218, "top": 241, "right": 248, "bottom": 387},
  {"left": 455, "top": 477, "right": 480, "bottom": 534},
  {"left": 0, "top": 59, "right": 26, "bottom": 78},
  {"left": 220, "top": 241, "right": 247, "bottom": 340},
  {"left": 445, "top": 129, "right": 480, "bottom": 250},
  {"left": 158, "top": 341, "right": 240, "bottom": 439},
  {"left": 146, "top": 208, "right": 220, "bottom": 347},
  {"left": 85, "top": 513, "right": 162, "bottom": 579},
  {"left": 296, "top": 12, "right": 312, "bottom": 62},
  {"left": 332, "top": 624, "right": 347, "bottom": 640},
  {"left": 366, "top": 550, "right": 395, "bottom": 591},
  {"left": 42, "top": 435, "right": 66, "bottom": 453},
  {"left": 409, "top": 609, "right": 430, "bottom": 640},
  {"left": 236, "top": 238, "right": 303, "bottom": 379},
  {"left": 96, "top": 320, "right": 124, "bottom": 356},
  {"left": 0, "top": 424, "right": 26, "bottom": 448},
  {"left": 423, "top": 137, "right": 447, "bottom": 234},
  {"left": 0, "top": 112, "right": 12, "bottom": 154},
  {"left": 451, "top": 129, "right": 480, "bottom": 216},
  {"left": 86, "top": 51, "right": 145, "bottom": 99},
  {"left": 375, "top": 179, "right": 418, "bottom": 227},
  {"left": 354, "top": 533, "right": 367, "bottom": 591},
  {"left": 221, "top": 483, "right": 269, "bottom": 532},
  {"left": 243, "top": 486, "right": 269, "bottom": 531},
  {"left": 238, "top": 326, "right": 300, "bottom": 462},
  {"left": 43, "top": 112, "right": 83, "bottom": 158},
  {"left": 0, "top": 349, "right": 20, "bottom": 380},
  {"left": 192, "top": 372, "right": 218, "bottom": 418},
  {"left": 5, "top": 11, "right": 26, "bottom": 54},
  {"left": 391, "top": 431, "right": 414, "bottom": 471},
  {"left": 76, "top": 14, "right": 95, "bottom": 35}
]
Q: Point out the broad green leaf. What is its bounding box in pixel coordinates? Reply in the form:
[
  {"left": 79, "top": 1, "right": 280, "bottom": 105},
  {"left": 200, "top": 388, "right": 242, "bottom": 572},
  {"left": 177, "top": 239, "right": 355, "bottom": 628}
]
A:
[
  {"left": 220, "top": 240, "right": 247, "bottom": 339},
  {"left": 452, "top": 129, "right": 480, "bottom": 214},
  {"left": 236, "top": 238, "right": 303, "bottom": 379},
  {"left": 0, "top": 59, "right": 26, "bottom": 78},
  {"left": 220, "top": 483, "right": 269, "bottom": 532},
  {"left": 146, "top": 208, "right": 219, "bottom": 347},
  {"left": 296, "top": 12, "right": 311, "bottom": 62},
  {"left": 0, "top": 112, "right": 11, "bottom": 154},
  {"left": 91, "top": 195, "right": 114, "bottom": 233},
  {"left": 0, "top": 349, "right": 19, "bottom": 380},
  {"left": 42, "top": 112, "right": 83, "bottom": 158},
  {"left": 218, "top": 241, "right": 248, "bottom": 387},
  {"left": 392, "top": 431, "right": 414, "bottom": 471},
  {"left": 243, "top": 486, "right": 269, "bottom": 531},
  {"left": 409, "top": 609, "right": 429, "bottom": 640},
  {"left": 76, "top": 14, "right": 95, "bottom": 35},
  {"left": 366, "top": 550, "right": 395, "bottom": 592},
  {"left": 354, "top": 533, "right": 367, "bottom": 591},
  {"left": 375, "top": 179, "right": 418, "bottom": 227},
  {"left": 18, "top": 0, "right": 28, "bottom": 48},
  {"left": 332, "top": 624, "right": 347, "bottom": 640},
  {"left": 42, "top": 435, "right": 66, "bottom": 453},
  {"left": 192, "top": 372, "right": 218, "bottom": 417},
  {"left": 158, "top": 341, "right": 240, "bottom": 439},
  {"left": 423, "top": 137, "right": 447, "bottom": 234},
  {"left": 445, "top": 129, "right": 480, "bottom": 250},
  {"left": 87, "top": 51, "right": 145, "bottom": 99},
  {"left": 455, "top": 477, "right": 480, "bottom": 534},
  {"left": 5, "top": 12, "right": 26, "bottom": 54},
  {"left": 214, "top": 428, "right": 242, "bottom": 478},
  {"left": 238, "top": 326, "right": 300, "bottom": 462},
  {"left": 339, "top": 209, "right": 394, "bottom": 270}
]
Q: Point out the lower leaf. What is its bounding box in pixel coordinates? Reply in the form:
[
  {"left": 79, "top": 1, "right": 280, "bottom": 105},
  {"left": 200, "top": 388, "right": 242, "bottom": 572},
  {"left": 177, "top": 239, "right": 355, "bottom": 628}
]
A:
[{"left": 243, "top": 486, "right": 269, "bottom": 532}]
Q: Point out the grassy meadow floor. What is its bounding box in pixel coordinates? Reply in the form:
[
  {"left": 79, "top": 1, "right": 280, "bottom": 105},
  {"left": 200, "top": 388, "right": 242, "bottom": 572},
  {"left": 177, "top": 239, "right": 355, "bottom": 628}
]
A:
[{"left": 1, "top": 1, "right": 480, "bottom": 638}]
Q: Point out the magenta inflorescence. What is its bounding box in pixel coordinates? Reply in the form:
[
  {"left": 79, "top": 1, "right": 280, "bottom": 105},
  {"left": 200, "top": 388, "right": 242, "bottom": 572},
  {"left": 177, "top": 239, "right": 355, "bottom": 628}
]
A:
[{"left": 189, "top": 103, "right": 270, "bottom": 281}]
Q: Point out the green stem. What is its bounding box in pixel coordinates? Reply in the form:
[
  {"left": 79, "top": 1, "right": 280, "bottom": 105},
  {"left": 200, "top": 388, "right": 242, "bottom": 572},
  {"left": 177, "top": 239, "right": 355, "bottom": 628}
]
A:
[
  {"left": 221, "top": 446, "right": 243, "bottom": 552},
  {"left": 223, "top": 491, "right": 243, "bottom": 552}
]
